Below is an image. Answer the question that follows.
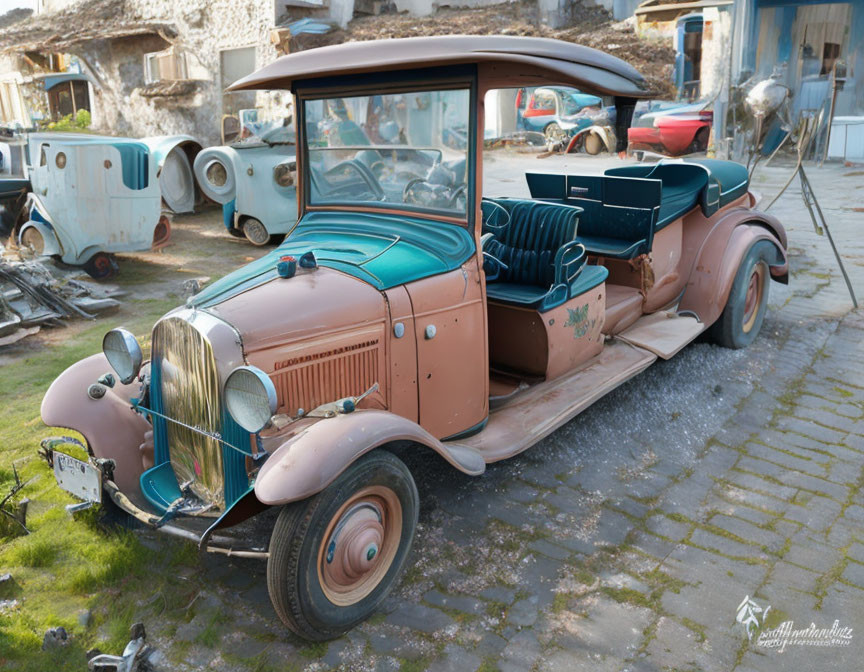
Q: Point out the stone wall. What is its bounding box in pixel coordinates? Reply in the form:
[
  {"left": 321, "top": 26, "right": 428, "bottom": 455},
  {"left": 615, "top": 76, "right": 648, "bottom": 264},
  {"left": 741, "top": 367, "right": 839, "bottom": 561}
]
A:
[{"left": 77, "top": 0, "right": 286, "bottom": 145}]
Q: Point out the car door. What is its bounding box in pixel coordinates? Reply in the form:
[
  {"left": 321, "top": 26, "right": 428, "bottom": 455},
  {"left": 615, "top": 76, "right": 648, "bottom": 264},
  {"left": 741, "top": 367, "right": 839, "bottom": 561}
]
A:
[{"left": 405, "top": 260, "right": 488, "bottom": 440}]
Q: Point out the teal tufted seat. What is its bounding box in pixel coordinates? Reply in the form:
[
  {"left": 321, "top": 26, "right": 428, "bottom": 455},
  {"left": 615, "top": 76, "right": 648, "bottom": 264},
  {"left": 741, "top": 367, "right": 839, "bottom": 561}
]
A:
[{"left": 483, "top": 199, "right": 608, "bottom": 312}]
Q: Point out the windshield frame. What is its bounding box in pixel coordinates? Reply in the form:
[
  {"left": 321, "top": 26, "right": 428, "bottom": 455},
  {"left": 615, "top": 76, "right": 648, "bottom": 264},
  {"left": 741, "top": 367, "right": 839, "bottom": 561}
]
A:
[{"left": 295, "top": 71, "right": 478, "bottom": 229}]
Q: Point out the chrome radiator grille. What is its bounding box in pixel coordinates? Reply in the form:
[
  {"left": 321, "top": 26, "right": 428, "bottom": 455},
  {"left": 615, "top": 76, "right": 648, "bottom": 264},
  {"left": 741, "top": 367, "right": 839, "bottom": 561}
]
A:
[{"left": 151, "top": 316, "right": 226, "bottom": 509}]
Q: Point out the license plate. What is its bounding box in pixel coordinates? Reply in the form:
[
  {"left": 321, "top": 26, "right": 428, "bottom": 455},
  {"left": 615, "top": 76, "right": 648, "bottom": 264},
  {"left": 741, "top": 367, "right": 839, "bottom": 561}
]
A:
[{"left": 53, "top": 452, "right": 101, "bottom": 503}]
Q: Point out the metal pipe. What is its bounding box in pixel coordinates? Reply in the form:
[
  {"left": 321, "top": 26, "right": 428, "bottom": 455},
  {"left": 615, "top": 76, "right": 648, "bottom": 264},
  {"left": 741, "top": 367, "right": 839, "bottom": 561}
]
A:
[{"left": 205, "top": 546, "right": 269, "bottom": 559}]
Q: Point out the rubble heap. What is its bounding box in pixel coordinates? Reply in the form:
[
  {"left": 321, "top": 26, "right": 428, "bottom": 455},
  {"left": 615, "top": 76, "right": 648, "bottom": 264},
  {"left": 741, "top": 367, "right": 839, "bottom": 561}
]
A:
[
  {"left": 342, "top": 2, "right": 676, "bottom": 98},
  {"left": 0, "top": 251, "right": 122, "bottom": 346}
]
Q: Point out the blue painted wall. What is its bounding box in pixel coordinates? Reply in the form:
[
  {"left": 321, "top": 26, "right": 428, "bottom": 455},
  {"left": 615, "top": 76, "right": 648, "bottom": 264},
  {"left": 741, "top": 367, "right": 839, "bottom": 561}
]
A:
[{"left": 744, "top": 0, "right": 864, "bottom": 116}]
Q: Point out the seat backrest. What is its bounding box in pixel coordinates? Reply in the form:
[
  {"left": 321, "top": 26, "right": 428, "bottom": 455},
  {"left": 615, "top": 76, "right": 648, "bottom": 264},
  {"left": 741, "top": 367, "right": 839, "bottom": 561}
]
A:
[
  {"left": 525, "top": 172, "right": 660, "bottom": 257},
  {"left": 484, "top": 198, "right": 581, "bottom": 287}
]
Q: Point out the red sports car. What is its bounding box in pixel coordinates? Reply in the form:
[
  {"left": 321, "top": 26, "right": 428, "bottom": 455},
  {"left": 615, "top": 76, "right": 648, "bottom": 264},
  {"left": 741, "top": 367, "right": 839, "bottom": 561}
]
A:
[{"left": 629, "top": 112, "right": 712, "bottom": 156}]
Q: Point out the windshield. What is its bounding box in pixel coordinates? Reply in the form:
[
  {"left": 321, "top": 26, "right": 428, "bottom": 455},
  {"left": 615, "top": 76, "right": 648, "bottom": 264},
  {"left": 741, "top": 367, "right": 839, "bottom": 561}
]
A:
[
  {"left": 303, "top": 87, "right": 471, "bottom": 218},
  {"left": 232, "top": 108, "right": 296, "bottom": 146}
]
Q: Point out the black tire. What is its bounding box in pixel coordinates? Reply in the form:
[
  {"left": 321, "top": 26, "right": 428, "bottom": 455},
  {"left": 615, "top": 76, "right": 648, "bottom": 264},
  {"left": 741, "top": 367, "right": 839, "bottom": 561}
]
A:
[
  {"left": 83, "top": 253, "right": 119, "bottom": 280},
  {"left": 709, "top": 240, "right": 773, "bottom": 349},
  {"left": 688, "top": 126, "right": 710, "bottom": 154},
  {"left": 266, "top": 450, "right": 419, "bottom": 640}
]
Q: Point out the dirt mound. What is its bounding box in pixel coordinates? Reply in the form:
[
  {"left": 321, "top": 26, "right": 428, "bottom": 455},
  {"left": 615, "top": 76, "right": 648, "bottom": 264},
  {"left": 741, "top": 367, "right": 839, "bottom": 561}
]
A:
[{"left": 341, "top": 2, "right": 675, "bottom": 98}]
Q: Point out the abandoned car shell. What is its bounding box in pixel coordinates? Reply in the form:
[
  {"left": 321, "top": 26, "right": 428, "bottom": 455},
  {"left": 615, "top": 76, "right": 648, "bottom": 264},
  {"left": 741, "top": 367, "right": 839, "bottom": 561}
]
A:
[
  {"left": 41, "top": 35, "right": 787, "bottom": 641},
  {"left": 18, "top": 133, "right": 177, "bottom": 277},
  {"left": 193, "top": 131, "right": 297, "bottom": 246}
]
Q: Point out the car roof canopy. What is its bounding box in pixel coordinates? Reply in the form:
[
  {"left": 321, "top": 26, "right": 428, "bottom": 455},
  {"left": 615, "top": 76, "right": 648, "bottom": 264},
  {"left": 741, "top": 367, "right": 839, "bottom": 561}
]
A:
[{"left": 227, "top": 35, "right": 651, "bottom": 98}]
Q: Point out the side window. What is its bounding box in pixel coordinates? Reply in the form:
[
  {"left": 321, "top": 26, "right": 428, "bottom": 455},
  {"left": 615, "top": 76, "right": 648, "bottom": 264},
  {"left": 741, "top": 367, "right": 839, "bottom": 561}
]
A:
[{"left": 39, "top": 144, "right": 49, "bottom": 167}]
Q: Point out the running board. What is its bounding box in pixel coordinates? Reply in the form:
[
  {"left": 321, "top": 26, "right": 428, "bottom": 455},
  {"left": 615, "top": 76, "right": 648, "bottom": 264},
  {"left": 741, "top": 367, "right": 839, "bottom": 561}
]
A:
[
  {"left": 448, "top": 341, "right": 657, "bottom": 462},
  {"left": 617, "top": 311, "right": 705, "bottom": 359}
]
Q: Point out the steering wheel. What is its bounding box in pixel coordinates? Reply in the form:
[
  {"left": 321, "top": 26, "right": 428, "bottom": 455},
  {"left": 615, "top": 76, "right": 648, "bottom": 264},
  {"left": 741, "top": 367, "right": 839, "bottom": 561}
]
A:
[
  {"left": 481, "top": 199, "right": 511, "bottom": 234},
  {"left": 322, "top": 160, "right": 385, "bottom": 201}
]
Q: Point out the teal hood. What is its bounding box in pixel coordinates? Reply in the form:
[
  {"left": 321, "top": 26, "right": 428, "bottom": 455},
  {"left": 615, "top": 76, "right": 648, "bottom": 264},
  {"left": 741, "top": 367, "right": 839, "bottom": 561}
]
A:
[{"left": 190, "top": 211, "right": 475, "bottom": 307}]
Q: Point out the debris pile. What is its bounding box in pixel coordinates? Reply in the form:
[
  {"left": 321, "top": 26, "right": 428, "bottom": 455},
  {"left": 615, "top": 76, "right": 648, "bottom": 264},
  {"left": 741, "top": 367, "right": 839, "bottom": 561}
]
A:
[
  {"left": 0, "top": 250, "right": 122, "bottom": 346},
  {"left": 342, "top": 3, "right": 676, "bottom": 98}
]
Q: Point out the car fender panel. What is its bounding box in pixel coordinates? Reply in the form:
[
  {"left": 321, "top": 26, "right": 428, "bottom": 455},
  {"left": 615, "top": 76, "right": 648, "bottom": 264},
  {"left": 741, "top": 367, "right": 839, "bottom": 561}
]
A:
[
  {"left": 253, "top": 410, "right": 486, "bottom": 506},
  {"left": 680, "top": 215, "right": 787, "bottom": 327},
  {"left": 41, "top": 353, "right": 151, "bottom": 494}
]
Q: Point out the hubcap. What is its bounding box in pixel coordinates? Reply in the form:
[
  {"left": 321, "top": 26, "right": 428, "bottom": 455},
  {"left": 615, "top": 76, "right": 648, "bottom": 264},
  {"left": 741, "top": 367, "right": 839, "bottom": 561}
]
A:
[
  {"left": 742, "top": 263, "right": 766, "bottom": 333},
  {"left": 318, "top": 486, "right": 402, "bottom": 607}
]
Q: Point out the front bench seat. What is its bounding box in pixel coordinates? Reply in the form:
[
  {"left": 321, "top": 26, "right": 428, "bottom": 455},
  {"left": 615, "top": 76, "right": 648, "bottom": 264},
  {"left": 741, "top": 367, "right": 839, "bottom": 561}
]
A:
[{"left": 483, "top": 199, "right": 608, "bottom": 312}]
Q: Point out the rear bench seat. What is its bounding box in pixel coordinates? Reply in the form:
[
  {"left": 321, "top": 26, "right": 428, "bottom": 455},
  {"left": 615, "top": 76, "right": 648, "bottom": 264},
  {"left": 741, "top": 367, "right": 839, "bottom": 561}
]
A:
[
  {"left": 525, "top": 172, "right": 662, "bottom": 259},
  {"left": 482, "top": 198, "right": 608, "bottom": 312},
  {"left": 606, "top": 159, "right": 750, "bottom": 226},
  {"left": 525, "top": 159, "right": 750, "bottom": 259}
]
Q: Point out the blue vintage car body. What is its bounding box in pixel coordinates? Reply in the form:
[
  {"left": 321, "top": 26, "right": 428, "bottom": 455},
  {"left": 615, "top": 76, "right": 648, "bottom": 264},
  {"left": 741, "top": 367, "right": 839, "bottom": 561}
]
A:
[
  {"left": 517, "top": 86, "right": 604, "bottom": 138},
  {"left": 194, "top": 139, "right": 298, "bottom": 242},
  {"left": 21, "top": 133, "right": 166, "bottom": 268}
]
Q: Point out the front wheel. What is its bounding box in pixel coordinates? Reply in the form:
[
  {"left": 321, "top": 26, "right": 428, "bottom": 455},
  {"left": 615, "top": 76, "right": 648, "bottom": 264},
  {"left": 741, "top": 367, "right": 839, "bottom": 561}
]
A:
[
  {"left": 242, "top": 218, "right": 271, "bottom": 246},
  {"left": 544, "top": 122, "right": 566, "bottom": 145},
  {"left": 709, "top": 241, "right": 772, "bottom": 349},
  {"left": 266, "top": 451, "right": 419, "bottom": 640}
]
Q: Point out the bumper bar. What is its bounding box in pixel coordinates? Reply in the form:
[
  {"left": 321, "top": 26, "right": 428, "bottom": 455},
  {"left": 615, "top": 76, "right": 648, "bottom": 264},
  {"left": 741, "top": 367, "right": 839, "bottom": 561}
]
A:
[{"left": 103, "top": 475, "right": 269, "bottom": 560}]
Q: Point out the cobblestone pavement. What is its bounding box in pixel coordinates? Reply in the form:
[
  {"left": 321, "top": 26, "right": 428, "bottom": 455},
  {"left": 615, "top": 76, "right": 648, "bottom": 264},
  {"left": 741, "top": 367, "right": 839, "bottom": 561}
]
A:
[{"left": 144, "top": 157, "right": 864, "bottom": 671}]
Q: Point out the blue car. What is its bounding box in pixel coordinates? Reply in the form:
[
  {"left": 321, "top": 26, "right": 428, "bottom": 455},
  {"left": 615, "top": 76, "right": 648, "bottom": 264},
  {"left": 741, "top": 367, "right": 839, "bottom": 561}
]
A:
[{"left": 516, "top": 86, "right": 604, "bottom": 142}]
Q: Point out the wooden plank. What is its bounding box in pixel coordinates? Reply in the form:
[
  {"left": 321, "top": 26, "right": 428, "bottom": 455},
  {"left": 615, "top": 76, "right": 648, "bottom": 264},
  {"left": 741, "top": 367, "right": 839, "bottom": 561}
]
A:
[
  {"left": 617, "top": 311, "right": 705, "bottom": 359},
  {"left": 449, "top": 341, "right": 657, "bottom": 462}
]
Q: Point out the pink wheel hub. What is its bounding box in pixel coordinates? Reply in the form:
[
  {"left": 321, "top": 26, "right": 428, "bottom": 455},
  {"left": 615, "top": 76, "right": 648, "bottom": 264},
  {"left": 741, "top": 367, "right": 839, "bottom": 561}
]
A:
[{"left": 318, "top": 486, "right": 402, "bottom": 606}]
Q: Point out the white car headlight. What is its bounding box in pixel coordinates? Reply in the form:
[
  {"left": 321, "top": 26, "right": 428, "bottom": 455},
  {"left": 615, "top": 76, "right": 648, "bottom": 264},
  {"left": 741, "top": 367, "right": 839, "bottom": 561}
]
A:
[
  {"left": 102, "top": 328, "right": 143, "bottom": 385},
  {"left": 224, "top": 366, "right": 278, "bottom": 434}
]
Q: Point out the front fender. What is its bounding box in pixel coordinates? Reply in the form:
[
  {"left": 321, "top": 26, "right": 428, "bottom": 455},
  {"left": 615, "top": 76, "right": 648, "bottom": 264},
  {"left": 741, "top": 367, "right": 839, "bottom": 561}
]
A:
[
  {"left": 41, "top": 353, "right": 150, "bottom": 494},
  {"left": 680, "top": 210, "right": 788, "bottom": 326},
  {"left": 254, "top": 410, "right": 486, "bottom": 506}
]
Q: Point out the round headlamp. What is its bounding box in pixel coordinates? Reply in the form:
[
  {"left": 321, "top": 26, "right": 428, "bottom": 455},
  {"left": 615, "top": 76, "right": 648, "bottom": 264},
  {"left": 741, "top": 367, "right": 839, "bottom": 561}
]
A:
[
  {"left": 205, "top": 160, "right": 228, "bottom": 187},
  {"left": 273, "top": 162, "right": 295, "bottom": 187},
  {"left": 102, "top": 328, "right": 143, "bottom": 385},
  {"left": 224, "top": 366, "right": 278, "bottom": 434}
]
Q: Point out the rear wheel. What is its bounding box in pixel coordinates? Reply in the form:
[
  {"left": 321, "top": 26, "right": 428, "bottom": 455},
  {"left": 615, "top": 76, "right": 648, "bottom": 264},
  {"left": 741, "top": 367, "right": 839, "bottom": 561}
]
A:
[
  {"left": 709, "top": 241, "right": 772, "bottom": 349},
  {"left": 83, "top": 252, "right": 118, "bottom": 280},
  {"left": 266, "top": 451, "right": 418, "bottom": 640},
  {"left": 20, "top": 226, "right": 45, "bottom": 255},
  {"left": 688, "top": 126, "right": 710, "bottom": 154},
  {"left": 242, "top": 218, "right": 270, "bottom": 246}
]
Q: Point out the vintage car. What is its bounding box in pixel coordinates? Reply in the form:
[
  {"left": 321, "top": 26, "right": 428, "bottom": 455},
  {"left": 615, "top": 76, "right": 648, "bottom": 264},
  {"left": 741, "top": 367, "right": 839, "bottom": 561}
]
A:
[
  {"left": 194, "top": 112, "right": 299, "bottom": 246},
  {"left": 40, "top": 36, "right": 788, "bottom": 640},
  {"left": 628, "top": 101, "right": 713, "bottom": 156},
  {"left": 11, "top": 133, "right": 199, "bottom": 278},
  {"left": 516, "top": 85, "right": 604, "bottom": 143}
]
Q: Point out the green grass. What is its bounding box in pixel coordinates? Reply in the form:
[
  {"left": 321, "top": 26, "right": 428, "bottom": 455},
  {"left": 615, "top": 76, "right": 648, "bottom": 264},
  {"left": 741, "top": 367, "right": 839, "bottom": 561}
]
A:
[{"left": 0, "top": 232, "right": 247, "bottom": 670}]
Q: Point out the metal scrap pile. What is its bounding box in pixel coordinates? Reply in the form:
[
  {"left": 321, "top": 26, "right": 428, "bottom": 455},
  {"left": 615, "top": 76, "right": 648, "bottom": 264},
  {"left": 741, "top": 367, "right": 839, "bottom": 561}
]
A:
[{"left": 0, "top": 250, "right": 122, "bottom": 346}]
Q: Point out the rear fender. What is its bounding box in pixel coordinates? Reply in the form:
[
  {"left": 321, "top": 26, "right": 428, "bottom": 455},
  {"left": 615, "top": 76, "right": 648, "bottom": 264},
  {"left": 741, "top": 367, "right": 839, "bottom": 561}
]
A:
[
  {"left": 680, "top": 211, "right": 787, "bottom": 326},
  {"left": 253, "top": 410, "right": 486, "bottom": 506},
  {"left": 41, "top": 353, "right": 150, "bottom": 494}
]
